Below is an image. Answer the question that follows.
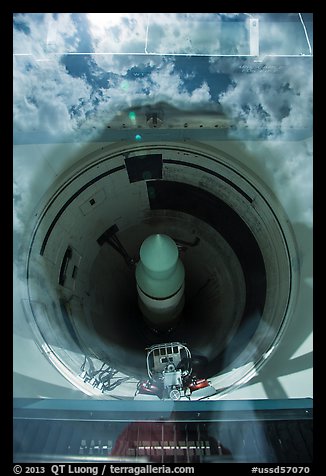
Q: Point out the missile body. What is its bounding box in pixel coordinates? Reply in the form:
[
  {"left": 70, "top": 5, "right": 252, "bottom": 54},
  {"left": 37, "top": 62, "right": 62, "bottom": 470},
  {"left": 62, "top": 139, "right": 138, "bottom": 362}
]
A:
[{"left": 135, "top": 234, "right": 185, "bottom": 331}]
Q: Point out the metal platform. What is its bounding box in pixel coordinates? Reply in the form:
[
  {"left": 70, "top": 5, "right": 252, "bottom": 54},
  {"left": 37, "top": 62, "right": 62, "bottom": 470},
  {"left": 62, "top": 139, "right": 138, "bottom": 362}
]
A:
[{"left": 13, "top": 398, "right": 313, "bottom": 463}]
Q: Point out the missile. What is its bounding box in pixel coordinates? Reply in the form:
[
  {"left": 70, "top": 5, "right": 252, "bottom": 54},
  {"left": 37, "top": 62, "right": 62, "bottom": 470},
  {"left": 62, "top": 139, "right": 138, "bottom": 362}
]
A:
[
  {"left": 135, "top": 234, "right": 185, "bottom": 331},
  {"left": 14, "top": 110, "right": 311, "bottom": 400}
]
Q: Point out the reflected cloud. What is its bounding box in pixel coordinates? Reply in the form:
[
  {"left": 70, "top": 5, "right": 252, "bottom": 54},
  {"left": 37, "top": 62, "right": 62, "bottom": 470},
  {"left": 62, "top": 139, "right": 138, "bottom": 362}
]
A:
[
  {"left": 13, "top": 14, "right": 313, "bottom": 255},
  {"left": 13, "top": 13, "right": 312, "bottom": 141},
  {"left": 215, "top": 57, "right": 312, "bottom": 136},
  {"left": 13, "top": 55, "right": 92, "bottom": 136},
  {"left": 234, "top": 139, "right": 313, "bottom": 227},
  {"left": 12, "top": 13, "right": 313, "bottom": 411},
  {"left": 13, "top": 13, "right": 313, "bottom": 235},
  {"left": 13, "top": 13, "right": 80, "bottom": 55},
  {"left": 87, "top": 13, "right": 148, "bottom": 55}
]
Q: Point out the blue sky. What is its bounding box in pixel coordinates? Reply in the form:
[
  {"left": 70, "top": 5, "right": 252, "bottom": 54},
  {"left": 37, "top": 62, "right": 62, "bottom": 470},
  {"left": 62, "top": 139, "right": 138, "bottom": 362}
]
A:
[
  {"left": 13, "top": 13, "right": 313, "bottom": 229},
  {"left": 13, "top": 13, "right": 312, "bottom": 142},
  {"left": 12, "top": 14, "right": 313, "bottom": 401}
]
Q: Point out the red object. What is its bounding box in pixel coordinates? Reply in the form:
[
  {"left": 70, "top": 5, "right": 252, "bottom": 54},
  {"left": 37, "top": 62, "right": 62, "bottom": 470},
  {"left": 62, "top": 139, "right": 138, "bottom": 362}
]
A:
[
  {"left": 111, "top": 421, "right": 178, "bottom": 461},
  {"left": 189, "top": 378, "right": 210, "bottom": 392},
  {"left": 138, "top": 380, "right": 161, "bottom": 396}
]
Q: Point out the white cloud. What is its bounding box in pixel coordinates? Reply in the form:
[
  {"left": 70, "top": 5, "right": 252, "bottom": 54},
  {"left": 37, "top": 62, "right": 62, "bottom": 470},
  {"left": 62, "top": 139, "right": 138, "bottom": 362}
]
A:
[
  {"left": 258, "top": 17, "right": 311, "bottom": 56},
  {"left": 63, "top": 60, "right": 214, "bottom": 131},
  {"left": 13, "top": 55, "right": 93, "bottom": 136},
  {"left": 242, "top": 139, "right": 312, "bottom": 227},
  {"left": 13, "top": 13, "right": 216, "bottom": 141},
  {"left": 209, "top": 41, "right": 313, "bottom": 227},
  {"left": 145, "top": 62, "right": 212, "bottom": 107},
  {"left": 13, "top": 183, "right": 25, "bottom": 235},
  {"left": 13, "top": 13, "right": 312, "bottom": 232},
  {"left": 13, "top": 14, "right": 94, "bottom": 138},
  {"left": 86, "top": 12, "right": 250, "bottom": 74},
  {"left": 13, "top": 13, "right": 79, "bottom": 55},
  {"left": 87, "top": 13, "right": 147, "bottom": 55},
  {"left": 216, "top": 58, "right": 312, "bottom": 135},
  {"left": 13, "top": 145, "right": 49, "bottom": 236},
  {"left": 85, "top": 13, "right": 154, "bottom": 75}
]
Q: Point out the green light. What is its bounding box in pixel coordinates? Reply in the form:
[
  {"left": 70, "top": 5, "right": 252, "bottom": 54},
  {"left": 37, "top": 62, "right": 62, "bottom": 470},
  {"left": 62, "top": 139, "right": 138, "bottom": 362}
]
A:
[
  {"left": 128, "top": 111, "right": 136, "bottom": 122},
  {"left": 135, "top": 134, "right": 142, "bottom": 141},
  {"left": 121, "top": 80, "right": 129, "bottom": 91}
]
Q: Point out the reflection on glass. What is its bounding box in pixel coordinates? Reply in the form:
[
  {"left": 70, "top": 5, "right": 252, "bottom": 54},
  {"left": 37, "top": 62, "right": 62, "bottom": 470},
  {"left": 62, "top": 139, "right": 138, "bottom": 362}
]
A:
[{"left": 13, "top": 12, "right": 313, "bottom": 389}]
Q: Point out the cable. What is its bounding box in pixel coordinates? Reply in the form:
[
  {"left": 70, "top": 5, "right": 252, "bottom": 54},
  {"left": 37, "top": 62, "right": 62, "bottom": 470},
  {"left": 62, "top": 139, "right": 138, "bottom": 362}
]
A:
[
  {"left": 145, "top": 13, "right": 150, "bottom": 54},
  {"left": 298, "top": 13, "right": 312, "bottom": 55}
]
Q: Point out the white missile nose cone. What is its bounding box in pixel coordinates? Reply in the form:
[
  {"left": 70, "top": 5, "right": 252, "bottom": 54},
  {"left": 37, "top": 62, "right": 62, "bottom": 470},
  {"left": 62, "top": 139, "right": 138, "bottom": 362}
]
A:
[
  {"left": 135, "top": 233, "right": 185, "bottom": 330},
  {"left": 140, "top": 234, "right": 178, "bottom": 276}
]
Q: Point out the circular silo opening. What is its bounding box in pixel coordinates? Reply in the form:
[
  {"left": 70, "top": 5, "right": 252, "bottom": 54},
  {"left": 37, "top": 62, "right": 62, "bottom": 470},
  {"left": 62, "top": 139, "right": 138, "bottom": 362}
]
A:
[{"left": 22, "top": 141, "right": 299, "bottom": 398}]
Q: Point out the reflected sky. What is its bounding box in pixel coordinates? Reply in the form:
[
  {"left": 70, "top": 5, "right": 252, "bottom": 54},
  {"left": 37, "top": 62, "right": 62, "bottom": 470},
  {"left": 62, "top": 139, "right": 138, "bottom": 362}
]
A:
[
  {"left": 13, "top": 13, "right": 313, "bottom": 230},
  {"left": 13, "top": 13, "right": 313, "bottom": 400},
  {"left": 13, "top": 13, "right": 312, "bottom": 141}
]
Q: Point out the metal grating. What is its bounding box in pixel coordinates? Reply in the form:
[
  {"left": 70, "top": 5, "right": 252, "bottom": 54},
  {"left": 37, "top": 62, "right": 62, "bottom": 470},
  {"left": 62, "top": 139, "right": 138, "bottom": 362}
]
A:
[{"left": 13, "top": 399, "right": 313, "bottom": 463}]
